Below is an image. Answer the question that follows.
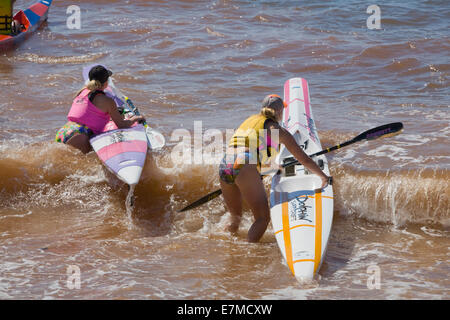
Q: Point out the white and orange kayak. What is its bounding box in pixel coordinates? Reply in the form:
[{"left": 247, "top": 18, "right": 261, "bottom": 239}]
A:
[{"left": 270, "top": 77, "right": 334, "bottom": 282}]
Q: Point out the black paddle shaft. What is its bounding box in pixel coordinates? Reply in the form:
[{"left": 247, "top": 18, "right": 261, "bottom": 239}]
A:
[
  {"left": 282, "top": 122, "right": 403, "bottom": 168},
  {"left": 178, "top": 189, "right": 223, "bottom": 212}
]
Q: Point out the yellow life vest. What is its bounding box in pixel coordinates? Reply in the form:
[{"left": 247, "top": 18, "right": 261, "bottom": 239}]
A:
[
  {"left": 0, "top": 0, "right": 13, "bottom": 35},
  {"left": 228, "top": 113, "right": 279, "bottom": 171}
]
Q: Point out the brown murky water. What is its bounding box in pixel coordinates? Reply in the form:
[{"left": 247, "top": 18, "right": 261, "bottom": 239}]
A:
[{"left": 0, "top": 0, "right": 448, "bottom": 299}]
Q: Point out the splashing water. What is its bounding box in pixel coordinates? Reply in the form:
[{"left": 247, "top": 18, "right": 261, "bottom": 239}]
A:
[{"left": 126, "top": 184, "right": 136, "bottom": 225}]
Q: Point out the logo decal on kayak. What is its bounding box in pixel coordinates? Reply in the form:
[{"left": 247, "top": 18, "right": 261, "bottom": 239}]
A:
[
  {"left": 110, "top": 132, "right": 125, "bottom": 144},
  {"left": 290, "top": 196, "right": 312, "bottom": 223},
  {"left": 293, "top": 250, "right": 313, "bottom": 260},
  {"left": 299, "top": 140, "right": 308, "bottom": 150},
  {"left": 305, "top": 114, "right": 318, "bottom": 143}
]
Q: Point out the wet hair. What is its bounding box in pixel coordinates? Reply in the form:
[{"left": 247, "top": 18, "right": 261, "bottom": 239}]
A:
[{"left": 260, "top": 94, "right": 284, "bottom": 121}]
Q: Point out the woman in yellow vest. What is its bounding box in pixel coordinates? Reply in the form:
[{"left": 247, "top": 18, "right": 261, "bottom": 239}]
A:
[{"left": 219, "top": 94, "right": 330, "bottom": 242}]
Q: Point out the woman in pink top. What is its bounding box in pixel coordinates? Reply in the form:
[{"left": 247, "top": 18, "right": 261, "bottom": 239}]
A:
[{"left": 55, "top": 65, "right": 145, "bottom": 154}]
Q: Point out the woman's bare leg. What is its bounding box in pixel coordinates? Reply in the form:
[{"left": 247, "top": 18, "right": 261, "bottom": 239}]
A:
[
  {"left": 66, "top": 133, "right": 92, "bottom": 154},
  {"left": 235, "top": 165, "right": 270, "bottom": 242},
  {"left": 220, "top": 178, "right": 243, "bottom": 234}
]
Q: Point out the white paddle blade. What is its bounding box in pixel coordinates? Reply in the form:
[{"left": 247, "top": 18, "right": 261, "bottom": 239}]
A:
[
  {"left": 146, "top": 127, "right": 165, "bottom": 150},
  {"left": 108, "top": 78, "right": 127, "bottom": 101}
]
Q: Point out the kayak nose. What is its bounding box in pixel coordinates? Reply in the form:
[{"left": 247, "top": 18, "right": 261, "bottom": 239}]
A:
[{"left": 117, "top": 166, "right": 143, "bottom": 186}]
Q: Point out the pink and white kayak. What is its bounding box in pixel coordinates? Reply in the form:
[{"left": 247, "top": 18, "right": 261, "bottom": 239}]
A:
[
  {"left": 270, "top": 77, "right": 334, "bottom": 282},
  {"left": 89, "top": 124, "right": 147, "bottom": 186}
]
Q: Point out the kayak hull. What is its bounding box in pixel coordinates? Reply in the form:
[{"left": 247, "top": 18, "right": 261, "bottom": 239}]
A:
[
  {"left": 90, "top": 125, "right": 148, "bottom": 186},
  {"left": 270, "top": 77, "right": 334, "bottom": 281},
  {"left": 0, "top": 0, "right": 52, "bottom": 51}
]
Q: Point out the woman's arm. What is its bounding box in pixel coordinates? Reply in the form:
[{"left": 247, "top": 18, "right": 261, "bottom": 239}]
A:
[
  {"left": 96, "top": 95, "right": 145, "bottom": 129},
  {"left": 267, "top": 120, "right": 331, "bottom": 189}
]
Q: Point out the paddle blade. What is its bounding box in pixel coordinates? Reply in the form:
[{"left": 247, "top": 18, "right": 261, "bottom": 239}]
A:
[
  {"left": 146, "top": 126, "right": 165, "bottom": 150},
  {"left": 354, "top": 122, "right": 403, "bottom": 142},
  {"left": 108, "top": 78, "right": 127, "bottom": 101},
  {"left": 283, "top": 122, "right": 404, "bottom": 168}
]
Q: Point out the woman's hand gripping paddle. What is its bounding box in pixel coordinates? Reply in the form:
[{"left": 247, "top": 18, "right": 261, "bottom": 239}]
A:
[{"left": 108, "top": 79, "right": 165, "bottom": 150}]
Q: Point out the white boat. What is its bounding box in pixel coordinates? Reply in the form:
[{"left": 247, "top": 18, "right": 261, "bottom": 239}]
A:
[{"left": 270, "top": 77, "right": 334, "bottom": 281}]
